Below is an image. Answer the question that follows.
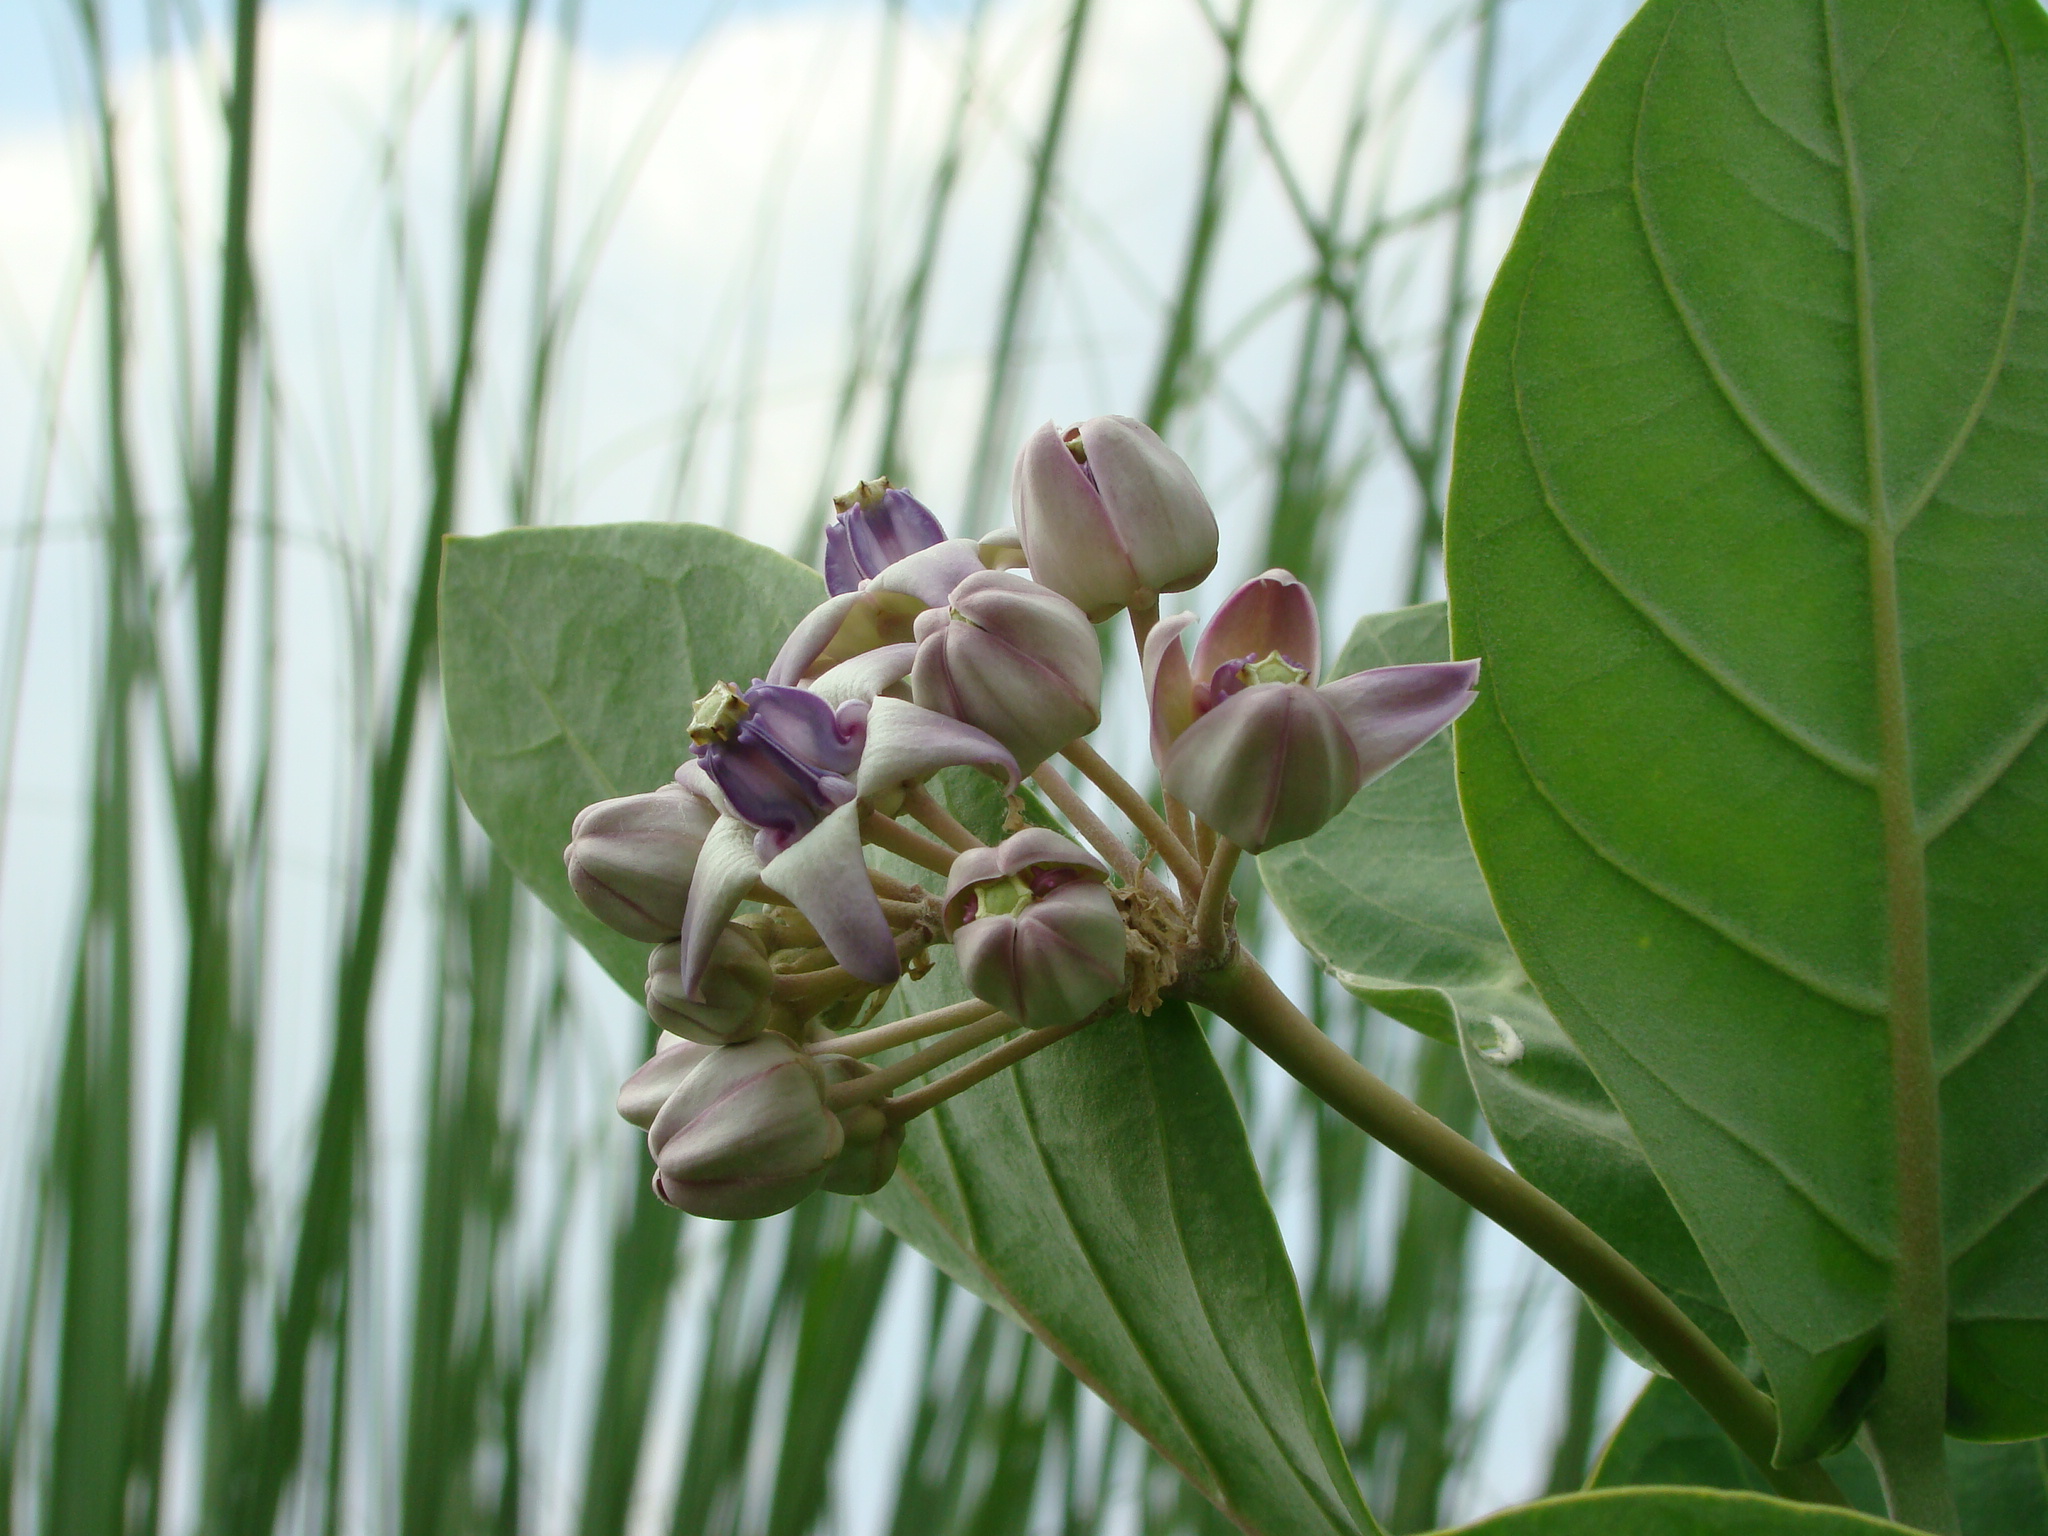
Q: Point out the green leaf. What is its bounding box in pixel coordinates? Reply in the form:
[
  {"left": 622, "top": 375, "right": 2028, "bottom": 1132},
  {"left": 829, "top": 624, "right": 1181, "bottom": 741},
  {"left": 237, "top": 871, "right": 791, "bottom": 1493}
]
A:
[
  {"left": 1445, "top": 0, "right": 2048, "bottom": 1454},
  {"left": 1434, "top": 1488, "right": 1912, "bottom": 1536},
  {"left": 1260, "top": 603, "right": 1745, "bottom": 1367},
  {"left": 1592, "top": 1376, "right": 2048, "bottom": 1536},
  {"left": 438, "top": 523, "right": 824, "bottom": 997},
  {"left": 439, "top": 529, "right": 1374, "bottom": 1535},
  {"left": 867, "top": 774, "right": 1380, "bottom": 1536}
]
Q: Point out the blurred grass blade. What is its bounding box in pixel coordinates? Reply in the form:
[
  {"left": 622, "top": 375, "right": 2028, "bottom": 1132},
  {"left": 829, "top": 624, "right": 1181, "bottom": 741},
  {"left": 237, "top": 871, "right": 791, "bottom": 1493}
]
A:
[{"left": 959, "top": 0, "right": 1093, "bottom": 531}]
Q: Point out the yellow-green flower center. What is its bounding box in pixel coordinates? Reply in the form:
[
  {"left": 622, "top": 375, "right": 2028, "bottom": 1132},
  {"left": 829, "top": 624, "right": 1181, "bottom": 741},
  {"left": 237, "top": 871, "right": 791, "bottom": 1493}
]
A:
[
  {"left": 975, "top": 873, "right": 1035, "bottom": 917},
  {"left": 1240, "top": 650, "right": 1310, "bottom": 687},
  {"left": 689, "top": 680, "right": 750, "bottom": 745}
]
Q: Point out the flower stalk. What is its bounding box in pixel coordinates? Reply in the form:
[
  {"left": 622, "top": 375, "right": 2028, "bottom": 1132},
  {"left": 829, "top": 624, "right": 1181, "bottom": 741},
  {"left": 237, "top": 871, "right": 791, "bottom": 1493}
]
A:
[
  {"left": 884, "top": 1018, "right": 1089, "bottom": 1121},
  {"left": 901, "top": 783, "right": 985, "bottom": 852},
  {"left": 824, "top": 1007, "right": 1020, "bottom": 1108},
  {"left": 1061, "top": 737, "right": 1203, "bottom": 893},
  {"left": 814, "top": 998, "right": 998, "bottom": 1060},
  {"left": 862, "top": 810, "right": 960, "bottom": 875}
]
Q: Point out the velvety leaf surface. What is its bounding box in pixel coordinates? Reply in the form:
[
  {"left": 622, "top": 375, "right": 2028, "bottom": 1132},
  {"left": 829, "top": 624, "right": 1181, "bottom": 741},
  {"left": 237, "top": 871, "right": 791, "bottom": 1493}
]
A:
[
  {"left": 867, "top": 770, "right": 1380, "bottom": 1536},
  {"left": 1445, "top": 0, "right": 2048, "bottom": 1455},
  {"left": 1592, "top": 1376, "right": 2048, "bottom": 1536},
  {"left": 440, "top": 523, "right": 823, "bottom": 995},
  {"left": 1438, "top": 1488, "right": 1910, "bottom": 1536},
  {"left": 439, "top": 534, "right": 1375, "bottom": 1535},
  {"left": 1261, "top": 604, "right": 1745, "bottom": 1366}
]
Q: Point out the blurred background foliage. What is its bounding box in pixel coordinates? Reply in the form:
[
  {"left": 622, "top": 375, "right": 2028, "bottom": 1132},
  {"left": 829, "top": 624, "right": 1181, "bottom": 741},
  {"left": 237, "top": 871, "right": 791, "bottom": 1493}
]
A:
[{"left": 0, "top": 0, "right": 1644, "bottom": 1529}]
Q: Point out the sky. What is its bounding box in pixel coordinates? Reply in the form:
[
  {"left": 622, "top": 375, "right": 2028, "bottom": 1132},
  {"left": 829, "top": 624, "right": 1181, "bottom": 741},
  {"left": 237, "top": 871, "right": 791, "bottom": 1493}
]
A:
[{"left": 0, "top": 0, "right": 1644, "bottom": 1527}]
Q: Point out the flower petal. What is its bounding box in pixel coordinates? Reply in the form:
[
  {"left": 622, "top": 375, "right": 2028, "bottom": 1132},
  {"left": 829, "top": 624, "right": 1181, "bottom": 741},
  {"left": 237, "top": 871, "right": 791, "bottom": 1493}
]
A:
[
  {"left": 1193, "top": 569, "right": 1321, "bottom": 685},
  {"left": 855, "top": 697, "right": 1019, "bottom": 802},
  {"left": 1317, "top": 659, "right": 1480, "bottom": 783},
  {"left": 679, "top": 814, "right": 766, "bottom": 996},
  {"left": 616, "top": 1036, "right": 712, "bottom": 1130},
  {"left": 1077, "top": 415, "right": 1217, "bottom": 597},
  {"left": 1161, "top": 684, "right": 1359, "bottom": 853},
  {"left": 761, "top": 802, "right": 898, "bottom": 986},
  {"left": 866, "top": 538, "right": 985, "bottom": 609},
  {"left": 1142, "top": 610, "right": 1199, "bottom": 765},
  {"left": 807, "top": 643, "right": 918, "bottom": 707},
  {"left": 769, "top": 592, "right": 866, "bottom": 685},
  {"left": 1012, "top": 420, "right": 1140, "bottom": 621}
]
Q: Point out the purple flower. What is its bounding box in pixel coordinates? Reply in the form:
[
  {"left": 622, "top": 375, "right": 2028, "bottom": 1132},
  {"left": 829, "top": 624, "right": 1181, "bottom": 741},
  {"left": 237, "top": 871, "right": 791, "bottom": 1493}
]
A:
[
  {"left": 824, "top": 479, "right": 948, "bottom": 595},
  {"left": 677, "top": 684, "right": 1018, "bottom": 1000},
  {"left": 1012, "top": 417, "right": 1219, "bottom": 621},
  {"left": 941, "top": 829, "right": 1125, "bottom": 1029},
  {"left": 690, "top": 681, "right": 863, "bottom": 856},
  {"left": 1145, "top": 570, "right": 1480, "bottom": 853}
]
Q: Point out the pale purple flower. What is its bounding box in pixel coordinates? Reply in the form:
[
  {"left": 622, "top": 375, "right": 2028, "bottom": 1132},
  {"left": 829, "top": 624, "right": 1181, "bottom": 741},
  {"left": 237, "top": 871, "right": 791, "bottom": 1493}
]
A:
[
  {"left": 910, "top": 570, "right": 1102, "bottom": 774},
  {"left": 941, "top": 829, "right": 1125, "bottom": 1029},
  {"left": 641, "top": 1034, "right": 844, "bottom": 1219},
  {"left": 646, "top": 923, "right": 774, "bottom": 1045},
  {"left": 1012, "top": 417, "right": 1218, "bottom": 621},
  {"left": 677, "top": 685, "right": 1017, "bottom": 997},
  {"left": 812, "top": 1053, "right": 905, "bottom": 1195},
  {"left": 564, "top": 781, "right": 718, "bottom": 942},
  {"left": 770, "top": 540, "right": 985, "bottom": 685},
  {"left": 1145, "top": 570, "right": 1480, "bottom": 853}
]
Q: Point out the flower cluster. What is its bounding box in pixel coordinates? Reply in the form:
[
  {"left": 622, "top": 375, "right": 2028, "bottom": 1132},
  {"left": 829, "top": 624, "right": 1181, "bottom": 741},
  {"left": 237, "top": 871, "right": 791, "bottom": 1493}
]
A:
[{"left": 566, "top": 415, "right": 1480, "bottom": 1219}]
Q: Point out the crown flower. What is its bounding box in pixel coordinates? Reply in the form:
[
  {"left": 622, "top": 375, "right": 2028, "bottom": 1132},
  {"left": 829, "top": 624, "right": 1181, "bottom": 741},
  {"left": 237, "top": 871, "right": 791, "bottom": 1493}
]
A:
[
  {"left": 1144, "top": 570, "right": 1480, "bottom": 853},
  {"left": 581, "top": 445, "right": 1476, "bottom": 1223}
]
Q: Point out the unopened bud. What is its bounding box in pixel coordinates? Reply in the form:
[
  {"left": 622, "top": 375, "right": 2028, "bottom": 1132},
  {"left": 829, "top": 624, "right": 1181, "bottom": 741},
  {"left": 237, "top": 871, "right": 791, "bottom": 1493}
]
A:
[
  {"left": 942, "top": 829, "right": 1125, "bottom": 1029},
  {"left": 645, "top": 1034, "right": 844, "bottom": 1219},
  {"left": 566, "top": 782, "right": 719, "bottom": 942},
  {"left": 646, "top": 923, "right": 774, "bottom": 1044},
  {"left": 812, "top": 1054, "right": 905, "bottom": 1195},
  {"left": 1012, "top": 417, "right": 1218, "bottom": 621},
  {"left": 617, "top": 1033, "right": 713, "bottom": 1129},
  {"left": 910, "top": 570, "right": 1102, "bottom": 774}
]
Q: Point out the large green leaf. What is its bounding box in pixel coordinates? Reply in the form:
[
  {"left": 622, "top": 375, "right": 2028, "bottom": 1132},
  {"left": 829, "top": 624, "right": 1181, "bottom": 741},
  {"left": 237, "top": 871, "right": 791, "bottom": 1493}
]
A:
[
  {"left": 1436, "top": 1488, "right": 1910, "bottom": 1536},
  {"left": 439, "top": 523, "right": 824, "bottom": 996},
  {"left": 1445, "top": 0, "right": 2048, "bottom": 1455},
  {"left": 1261, "top": 603, "right": 1746, "bottom": 1367},
  {"left": 1593, "top": 1376, "right": 2048, "bottom": 1536},
  {"left": 439, "top": 527, "right": 1377, "bottom": 1536}
]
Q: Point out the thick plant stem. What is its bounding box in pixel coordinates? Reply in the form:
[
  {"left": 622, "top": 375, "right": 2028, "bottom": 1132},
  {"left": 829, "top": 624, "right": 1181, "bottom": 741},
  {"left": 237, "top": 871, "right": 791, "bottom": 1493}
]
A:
[
  {"left": 1193, "top": 839, "right": 1239, "bottom": 957},
  {"left": 1182, "top": 952, "right": 1850, "bottom": 1510},
  {"left": 1061, "top": 739, "right": 1203, "bottom": 893},
  {"left": 863, "top": 811, "right": 958, "bottom": 876}
]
